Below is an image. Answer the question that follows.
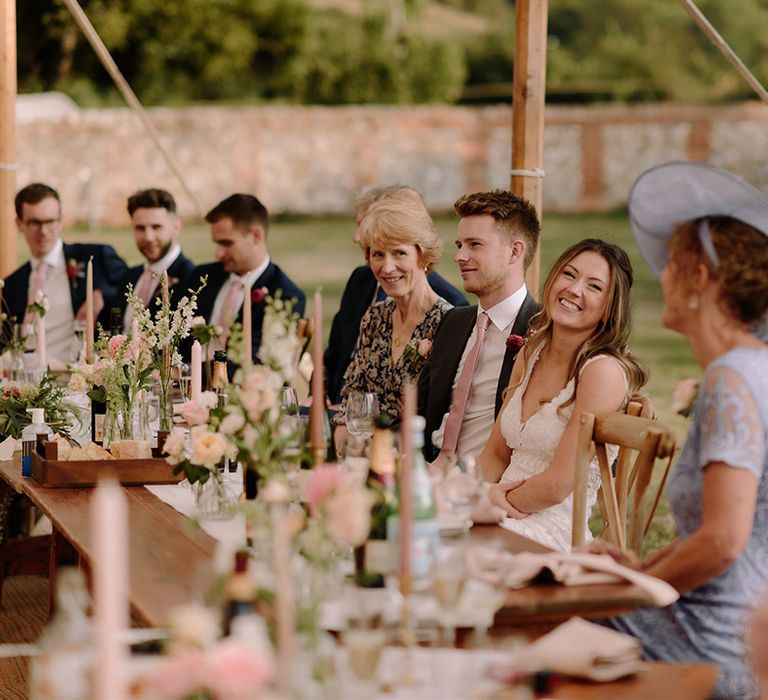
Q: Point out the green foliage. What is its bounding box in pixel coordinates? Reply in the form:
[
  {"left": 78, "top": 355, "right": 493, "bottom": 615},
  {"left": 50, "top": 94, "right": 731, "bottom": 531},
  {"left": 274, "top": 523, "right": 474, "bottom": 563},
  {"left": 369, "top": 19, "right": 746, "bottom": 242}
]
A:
[{"left": 0, "top": 376, "right": 80, "bottom": 441}]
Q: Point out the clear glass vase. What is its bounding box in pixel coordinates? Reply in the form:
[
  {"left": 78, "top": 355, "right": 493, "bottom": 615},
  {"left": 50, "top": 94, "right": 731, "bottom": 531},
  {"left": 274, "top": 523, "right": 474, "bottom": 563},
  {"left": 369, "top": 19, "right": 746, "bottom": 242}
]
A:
[{"left": 194, "top": 473, "right": 237, "bottom": 520}]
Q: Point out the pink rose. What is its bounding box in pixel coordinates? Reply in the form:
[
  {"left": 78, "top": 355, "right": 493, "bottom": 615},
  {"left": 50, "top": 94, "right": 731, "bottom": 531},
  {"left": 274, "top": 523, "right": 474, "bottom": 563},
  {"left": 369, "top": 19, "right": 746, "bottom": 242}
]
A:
[
  {"left": 417, "top": 339, "right": 432, "bottom": 357},
  {"left": 204, "top": 641, "right": 273, "bottom": 699},
  {"left": 178, "top": 400, "right": 210, "bottom": 426},
  {"left": 325, "top": 482, "right": 374, "bottom": 547},
  {"left": 108, "top": 334, "right": 129, "bottom": 360},
  {"left": 306, "top": 465, "right": 344, "bottom": 515},
  {"left": 140, "top": 649, "right": 207, "bottom": 698},
  {"left": 506, "top": 334, "right": 525, "bottom": 350}
]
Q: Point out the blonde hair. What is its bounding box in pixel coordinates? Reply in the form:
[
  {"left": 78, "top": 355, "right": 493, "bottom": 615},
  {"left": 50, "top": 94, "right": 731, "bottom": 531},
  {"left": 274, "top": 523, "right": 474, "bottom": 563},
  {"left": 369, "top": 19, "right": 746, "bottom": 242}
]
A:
[
  {"left": 358, "top": 188, "right": 442, "bottom": 273},
  {"left": 510, "top": 238, "right": 647, "bottom": 408}
]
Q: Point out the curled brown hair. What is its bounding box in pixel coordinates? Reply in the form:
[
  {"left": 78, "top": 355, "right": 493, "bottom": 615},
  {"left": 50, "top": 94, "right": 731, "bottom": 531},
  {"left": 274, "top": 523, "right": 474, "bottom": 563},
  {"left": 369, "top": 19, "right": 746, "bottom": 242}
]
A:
[
  {"left": 511, "top": 238, "right": 648, "bottom": 408},
  {"left": 668, "top": 217, "right": 768, "bottom": 326}
]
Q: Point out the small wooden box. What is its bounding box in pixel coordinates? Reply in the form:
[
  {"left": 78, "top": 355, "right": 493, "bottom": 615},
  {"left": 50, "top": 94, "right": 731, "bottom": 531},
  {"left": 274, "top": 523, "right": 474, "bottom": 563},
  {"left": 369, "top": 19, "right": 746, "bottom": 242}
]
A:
[{"left": 30, "top": 439, "right": 183, "bottom": 488}]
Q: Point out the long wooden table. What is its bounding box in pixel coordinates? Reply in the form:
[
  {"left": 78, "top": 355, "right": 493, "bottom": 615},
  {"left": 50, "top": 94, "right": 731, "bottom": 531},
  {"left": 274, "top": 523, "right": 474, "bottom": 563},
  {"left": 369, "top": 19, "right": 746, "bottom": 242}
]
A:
[{"left": 0, "top": 457, "right": 719, "bottom": 699}]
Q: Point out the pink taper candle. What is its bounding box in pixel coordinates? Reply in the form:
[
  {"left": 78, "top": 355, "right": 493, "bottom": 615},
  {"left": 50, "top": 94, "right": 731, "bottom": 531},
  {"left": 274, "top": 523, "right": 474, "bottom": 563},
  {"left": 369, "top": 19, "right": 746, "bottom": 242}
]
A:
[
  {"left": 399, "top": 383, "right": 416, "bottom": 584},
  {"left": 271, "top": 505, "right": 295, "bottom": 697},
  {"left": 309, "top": 289, "right": 325, "bottom": 464},
  {"left": 190, "top": 340, "right": 202, "bottom": 403},
  {"left": 92, "top": 478, "right": 129, "bottom": 699},
  {"left": 37, "top": 313, "right": 46, "bottom": 370},
  {"left": 85, "top": 260, "right": 94, "bottom": 363},
  {"left": 242, "top": 283, "right": 252, "bottom": 364}
]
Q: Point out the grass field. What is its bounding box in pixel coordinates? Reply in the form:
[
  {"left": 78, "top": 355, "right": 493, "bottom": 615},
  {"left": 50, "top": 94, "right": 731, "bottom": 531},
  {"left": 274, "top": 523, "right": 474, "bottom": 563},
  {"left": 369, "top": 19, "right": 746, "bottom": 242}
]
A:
[{"left": 18, "top": 211, "right": 697, "bottom": 550}]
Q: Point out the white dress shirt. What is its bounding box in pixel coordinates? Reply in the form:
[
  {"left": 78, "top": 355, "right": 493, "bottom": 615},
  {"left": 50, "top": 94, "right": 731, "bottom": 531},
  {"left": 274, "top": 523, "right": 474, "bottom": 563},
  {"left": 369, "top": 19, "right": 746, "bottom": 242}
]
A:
[
  {"left": 432, "top": 285, "right": 528, "bottom": 460},
  {"left": 123, "top": 243, "right": 183, "bottom": 331},
  {"left": 210, "top": 256, "right": 270, "bottom": 328},
  {"left": 34, "top": 239, "right": 76, "bottom": 364}
]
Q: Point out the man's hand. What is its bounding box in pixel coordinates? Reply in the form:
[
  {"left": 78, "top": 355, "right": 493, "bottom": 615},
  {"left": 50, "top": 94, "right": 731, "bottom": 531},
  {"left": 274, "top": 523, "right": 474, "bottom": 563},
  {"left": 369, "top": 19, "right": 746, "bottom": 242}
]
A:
[
  {"left": 75, "top": 289, "right": 105, "bottom": 321},
  {"left": 583, "top": 539, "right": 643, "bottom": 570},
  {"left": 488, "top": 481, "right": 528, "bottom": 519}
]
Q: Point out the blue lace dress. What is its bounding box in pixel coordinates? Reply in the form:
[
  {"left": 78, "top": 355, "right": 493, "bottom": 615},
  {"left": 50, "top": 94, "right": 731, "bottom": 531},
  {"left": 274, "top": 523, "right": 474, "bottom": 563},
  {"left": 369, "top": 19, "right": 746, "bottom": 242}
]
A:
[{"left": 605, "top": 347, "right": 768, "bottom": 699}]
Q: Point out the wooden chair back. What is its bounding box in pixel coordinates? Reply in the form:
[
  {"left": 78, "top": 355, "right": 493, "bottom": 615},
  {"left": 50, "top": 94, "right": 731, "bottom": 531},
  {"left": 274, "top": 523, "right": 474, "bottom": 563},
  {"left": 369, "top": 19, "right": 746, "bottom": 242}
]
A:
[{"left": 571, "top": 408, "right": 676, "bottom": 552}]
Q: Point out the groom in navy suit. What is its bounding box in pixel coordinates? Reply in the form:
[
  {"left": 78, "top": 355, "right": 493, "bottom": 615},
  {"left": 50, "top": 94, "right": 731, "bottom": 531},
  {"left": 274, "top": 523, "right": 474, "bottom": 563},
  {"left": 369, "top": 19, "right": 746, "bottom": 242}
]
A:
[
  {"left": 104, "top": 188, "right": 195, "bottom": 332},
  {"left": 186, "top": 193, "right": 305, "bottom": 365},
  {"left": 1, "top": 183, "right": 127, "bottom": 364},
  {"left": 418, "top": 190, "right": 542, "bottom": 463}
]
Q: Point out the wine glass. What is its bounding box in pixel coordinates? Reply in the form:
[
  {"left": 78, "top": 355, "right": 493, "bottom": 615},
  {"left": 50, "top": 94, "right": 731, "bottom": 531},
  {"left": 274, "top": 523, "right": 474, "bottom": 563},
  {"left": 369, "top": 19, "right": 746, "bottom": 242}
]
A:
[
  {"left": 279, "top": 387, "right": 302, "bottom": 493},
  {"left": 177, "top": 363, "right": 192, "bottom": 401},
  {"left": 72, "top": 319, "right": 87, "bottom": 364},
  {"left": 442, "top": 456, "right": 484, "bottom": 536},
  {"left": 342, "top": 595, "right": 387, "bottom": 698},
  {"left": 346, "top": 392, "right": 378, "bottom": 440},
  {"left": 432, "top": 539, "right": 468, "bottom": 647}
]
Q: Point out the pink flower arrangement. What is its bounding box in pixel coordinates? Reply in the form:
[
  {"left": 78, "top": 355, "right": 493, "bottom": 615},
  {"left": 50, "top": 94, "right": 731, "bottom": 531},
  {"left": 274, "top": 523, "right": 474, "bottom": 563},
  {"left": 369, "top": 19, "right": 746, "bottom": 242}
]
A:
[
  {"left": 506, "top": 333, "right": 525, "bottom": 350},
  {"left": 108, "top": 334, "right": 130, "bottom": 360},
  {"left": 306, "top": 465, "right": 344, "bottom": 515},
  {"left": 178, "top": 400, "right": 210, "bottom": 426}
]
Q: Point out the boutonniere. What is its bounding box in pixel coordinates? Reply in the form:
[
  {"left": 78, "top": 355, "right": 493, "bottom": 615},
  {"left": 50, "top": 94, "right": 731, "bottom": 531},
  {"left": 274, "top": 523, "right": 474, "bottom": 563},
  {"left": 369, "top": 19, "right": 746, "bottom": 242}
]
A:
[
  {"left": 66, "top": 259, "right": 86, "bottom": 289},
  {"left": 251, "top": 287, "right": 267, "bottom": 305},
  {"left": 673, "top": 378, "right": 699, "bottom": 418},
  {"left": 168, "top": 276, "right": 180, "bottom": 287},
  {"left": 404, "top": 338, "right": 432, "bottom": 364},
  {"left": 506, "top": 333, "right": 526, "bottom": 351}
]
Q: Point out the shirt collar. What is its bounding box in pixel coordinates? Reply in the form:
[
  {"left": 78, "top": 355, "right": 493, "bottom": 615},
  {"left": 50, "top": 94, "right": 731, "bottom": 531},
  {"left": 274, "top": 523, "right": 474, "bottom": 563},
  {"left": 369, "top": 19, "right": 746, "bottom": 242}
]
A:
[
  {"left": 479, "top": 284, "right": 528, "bottom": 331},
  {"left": 145, "top": 243, "right": 182, "bottom": 275},
  {"left": 33, "top": 238, "right": 64, "bottom": 269},
  {"left": 228, "top": 256, "right": 270, "bottom": 290}
]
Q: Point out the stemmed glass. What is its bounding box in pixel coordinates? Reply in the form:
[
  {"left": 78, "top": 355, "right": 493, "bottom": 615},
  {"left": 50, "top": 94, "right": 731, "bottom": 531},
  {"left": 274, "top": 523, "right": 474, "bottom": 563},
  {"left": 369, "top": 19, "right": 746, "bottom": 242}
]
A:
[
  {"left": 279, "top": 387, "right": 302, "bottom": 492},
  {"left": 432, "top": 539, "right": 468, "bottom": 647},
  {"left": 72, "top": 319, "right": 87, "bottom": 364},
  {"left": 442, "top": 456, "right": 485, "bottom": 536},
  {"left": 176, "top": 363, "right": 192, "bottom": 401},
  {"left": 346, "top": 391, "right": 378, "bottom": 440},
  {"left": 342, "top": 593, "right": 388, "bottom": 698}
]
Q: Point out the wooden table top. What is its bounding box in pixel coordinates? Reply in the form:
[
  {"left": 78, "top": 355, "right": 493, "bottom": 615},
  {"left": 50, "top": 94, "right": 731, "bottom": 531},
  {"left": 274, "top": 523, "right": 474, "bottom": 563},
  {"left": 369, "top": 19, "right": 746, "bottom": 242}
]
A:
[{"left": 1, "top": 459, "right": 655, "bottom": 629}]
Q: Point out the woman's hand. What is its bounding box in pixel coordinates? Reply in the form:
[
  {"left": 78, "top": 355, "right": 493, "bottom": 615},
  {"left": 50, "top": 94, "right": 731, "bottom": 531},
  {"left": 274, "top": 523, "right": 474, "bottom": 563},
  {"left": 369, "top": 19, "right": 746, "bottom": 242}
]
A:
[
  {"left": 584, "top": 539, "right": 643, "bottom": 570},
  {"left": 488, "top": 481, "right": 528, "bottom": 519}
]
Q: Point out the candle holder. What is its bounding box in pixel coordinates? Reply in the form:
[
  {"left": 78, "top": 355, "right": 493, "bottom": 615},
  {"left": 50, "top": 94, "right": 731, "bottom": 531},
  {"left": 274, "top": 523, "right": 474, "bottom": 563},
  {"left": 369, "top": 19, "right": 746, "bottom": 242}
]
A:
[{"left": 398, "top": 574, "right": 417, "bottom": 687}]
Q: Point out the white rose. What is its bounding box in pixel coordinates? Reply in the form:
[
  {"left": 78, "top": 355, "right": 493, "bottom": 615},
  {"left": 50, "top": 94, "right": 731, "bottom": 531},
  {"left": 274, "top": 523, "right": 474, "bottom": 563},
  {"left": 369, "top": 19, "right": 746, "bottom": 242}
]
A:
[
  {"left": 198, "top": 391, "right": 218, "bottom": 410},
  {"left": 163, "top": 428, "right": 187, "bottom": 465},
  {"left": 190, "top": 427, "right": 229, "bottom": 469},
  {"left": 191, "top": 316, "right": 206, "bottom": 327},
  {"left": 220, "top": 410, "right": 246, "bottom": 436},
  {"left": 67, "top": 373, "right": 87, "bottom": 393},
  {"left": 167, "top": 603, "right": 219, "bottom": 651}
]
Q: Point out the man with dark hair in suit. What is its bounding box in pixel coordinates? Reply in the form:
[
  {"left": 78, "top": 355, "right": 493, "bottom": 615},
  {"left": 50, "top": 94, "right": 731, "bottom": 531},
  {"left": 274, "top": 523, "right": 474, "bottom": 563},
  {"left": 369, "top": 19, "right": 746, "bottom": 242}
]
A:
[
  {"left": 1, "top": 182, "right": 127, "bottom": 364},
  {"left": 418, "top": 189, "right": 541, "bottom": 464},
  {"left": 107, "top": 188, "right": 195, "bottom": 332},
  {"left": 324, "top": 185, "right": 468, "bottom": 405},
  {"left": 187, "top": 193, "right": 305, "bottom": 364}
]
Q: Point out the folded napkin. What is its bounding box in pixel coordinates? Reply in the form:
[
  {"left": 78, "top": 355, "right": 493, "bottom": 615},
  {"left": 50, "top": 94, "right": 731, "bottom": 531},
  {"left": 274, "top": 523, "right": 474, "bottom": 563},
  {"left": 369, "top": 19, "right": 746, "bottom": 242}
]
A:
[
  {"left": 492, "top": 617, "right": 642, "bottom": 682},
  {"left": 0, "top": 436, "right": 18, "bottom": 461},
  {"left": 469, "top": 547, "right": 678, "bottom": 607}
]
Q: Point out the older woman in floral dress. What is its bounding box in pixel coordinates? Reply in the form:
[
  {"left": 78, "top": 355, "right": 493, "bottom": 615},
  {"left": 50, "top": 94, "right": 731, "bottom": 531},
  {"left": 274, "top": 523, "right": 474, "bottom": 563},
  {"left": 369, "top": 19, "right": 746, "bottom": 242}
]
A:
[{"left": 333, "top": 187, "right": 452, "bottom": 436}]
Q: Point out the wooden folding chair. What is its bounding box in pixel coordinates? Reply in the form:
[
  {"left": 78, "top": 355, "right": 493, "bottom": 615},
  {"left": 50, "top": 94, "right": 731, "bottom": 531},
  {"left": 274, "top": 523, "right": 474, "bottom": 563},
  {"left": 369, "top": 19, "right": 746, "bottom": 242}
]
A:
[{"left": 572, "top": 409, "right": 676, "bottom": 552}]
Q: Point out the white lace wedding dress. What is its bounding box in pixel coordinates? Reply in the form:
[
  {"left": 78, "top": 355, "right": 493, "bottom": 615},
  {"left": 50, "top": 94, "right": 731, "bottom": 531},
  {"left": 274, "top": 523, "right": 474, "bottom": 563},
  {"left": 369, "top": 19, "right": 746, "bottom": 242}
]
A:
[{"left": 497, "top": 344, "right": 622, "bottom": 551}]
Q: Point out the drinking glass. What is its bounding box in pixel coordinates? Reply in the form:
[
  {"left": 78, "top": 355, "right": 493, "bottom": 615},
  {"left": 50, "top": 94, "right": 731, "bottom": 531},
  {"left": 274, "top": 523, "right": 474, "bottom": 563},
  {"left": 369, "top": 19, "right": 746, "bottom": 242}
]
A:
[
  {"left": 343, "top": 595, "right": 387, "bottom": 698},
  {"left": 346, "top": 392, "right": 378, "bottom": 440},
  {"left": 72, "top": 319, "right": 87, "bottom": 364},
  {"left": 442, "top": 456, "right": 484, "bottom": 535},
  {"left": 177, "top": 363, "right": 192, "bottom": 401},
  {"left": 432, "top": 540, "right": 468, "bottom": 647}
]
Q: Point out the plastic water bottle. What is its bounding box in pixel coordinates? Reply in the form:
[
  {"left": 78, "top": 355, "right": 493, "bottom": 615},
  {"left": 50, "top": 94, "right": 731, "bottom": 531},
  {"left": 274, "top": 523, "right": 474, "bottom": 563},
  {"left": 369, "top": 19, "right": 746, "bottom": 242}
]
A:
[{"left": 21, "top": 408, "right": 54, "bottom": 477}]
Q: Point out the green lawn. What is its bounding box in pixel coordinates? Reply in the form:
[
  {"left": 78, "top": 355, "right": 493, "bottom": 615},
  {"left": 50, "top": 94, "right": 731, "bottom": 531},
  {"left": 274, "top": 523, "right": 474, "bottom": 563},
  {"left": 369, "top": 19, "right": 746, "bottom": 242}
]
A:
[{"left": 18, "top": 212, "right": 696, "bottom": 551}]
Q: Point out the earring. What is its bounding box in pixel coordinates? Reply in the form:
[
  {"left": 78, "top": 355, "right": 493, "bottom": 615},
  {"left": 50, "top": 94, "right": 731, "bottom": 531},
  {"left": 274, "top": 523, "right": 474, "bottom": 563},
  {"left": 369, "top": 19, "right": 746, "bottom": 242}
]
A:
[{"left": 687, "top": 297, "right": 700, "bottom": 311}]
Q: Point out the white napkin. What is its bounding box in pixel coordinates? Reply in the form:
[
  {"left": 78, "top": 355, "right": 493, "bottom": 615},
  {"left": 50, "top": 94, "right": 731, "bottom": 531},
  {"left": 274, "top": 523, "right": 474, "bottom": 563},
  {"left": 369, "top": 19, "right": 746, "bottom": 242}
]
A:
[
  {"left": 469, "top": 547, "right": 678, "bottom": 607},
  {"left": 496, "top": 617, "right": 642, "bottom": 681},
  {"left": 0, "top": 436, "right": 19, "bottom": 461}
]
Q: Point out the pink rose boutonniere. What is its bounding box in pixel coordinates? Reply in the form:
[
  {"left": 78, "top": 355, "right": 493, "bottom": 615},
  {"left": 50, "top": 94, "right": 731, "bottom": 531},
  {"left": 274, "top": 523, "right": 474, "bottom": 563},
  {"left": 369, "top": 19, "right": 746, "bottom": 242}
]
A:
[
  {"left": 506, "top": 334, "right": 525, "bottom": 351},
  {"left": 66, "top": 258, "right": 86, "bottom": 289},
  {"left": 417, "top": 339, "right": 432, "bottom": 358},
  {"left": 404, "top": 337, "right": 433, "bottom": 365}
]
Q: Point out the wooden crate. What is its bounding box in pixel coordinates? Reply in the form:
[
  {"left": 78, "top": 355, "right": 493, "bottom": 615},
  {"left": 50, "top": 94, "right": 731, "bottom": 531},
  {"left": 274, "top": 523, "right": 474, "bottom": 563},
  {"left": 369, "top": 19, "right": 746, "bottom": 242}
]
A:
[{"left": 30, "top": 439, "right": 183, "bottom": 488}]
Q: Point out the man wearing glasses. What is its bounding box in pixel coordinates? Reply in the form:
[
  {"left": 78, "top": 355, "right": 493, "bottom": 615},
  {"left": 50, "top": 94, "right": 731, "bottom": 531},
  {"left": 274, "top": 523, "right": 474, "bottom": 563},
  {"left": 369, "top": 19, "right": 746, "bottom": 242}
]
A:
[{"left": 1, "top": 182, "right": 127, "bottom": 365}]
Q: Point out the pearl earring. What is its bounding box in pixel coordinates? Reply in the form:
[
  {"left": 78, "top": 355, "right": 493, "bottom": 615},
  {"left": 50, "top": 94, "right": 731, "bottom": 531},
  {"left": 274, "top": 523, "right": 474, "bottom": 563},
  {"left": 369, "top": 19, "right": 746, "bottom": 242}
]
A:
[{"left": 687, "top": 297, "right": 700, "bottom": 311}]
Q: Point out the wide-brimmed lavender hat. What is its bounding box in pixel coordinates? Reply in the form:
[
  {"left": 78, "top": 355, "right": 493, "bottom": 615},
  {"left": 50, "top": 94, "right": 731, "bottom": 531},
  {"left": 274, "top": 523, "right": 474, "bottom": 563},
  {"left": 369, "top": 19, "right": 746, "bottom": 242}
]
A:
[{"left": 628, "top": 161, "right": 768, "bottom": 278}]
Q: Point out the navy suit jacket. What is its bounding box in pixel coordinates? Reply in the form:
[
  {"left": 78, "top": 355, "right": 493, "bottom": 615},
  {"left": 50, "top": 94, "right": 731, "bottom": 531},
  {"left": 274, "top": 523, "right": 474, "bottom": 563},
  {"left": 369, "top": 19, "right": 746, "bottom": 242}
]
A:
[
  {"left": 101, "top": 250, "right": 196, "bottom": 329},
  {"left": 184, "top": 261, "right": 306, "bottom": 364},
  {"left": 324, "top": 265, "right": 468, "bottom": 405},
  {"left": 417, "top": 292, "right": 541, "bottom": 462},
  {"left": 1, "top": 242, "right": 128, "bottom": 349}
]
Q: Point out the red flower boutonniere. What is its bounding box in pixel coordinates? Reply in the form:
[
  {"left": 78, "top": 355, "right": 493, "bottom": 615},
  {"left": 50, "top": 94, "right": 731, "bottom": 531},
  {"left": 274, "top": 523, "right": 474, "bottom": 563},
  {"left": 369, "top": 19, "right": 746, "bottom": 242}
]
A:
[
  {"left": 66, "top": 259, "right": 86, "bottom": 289},
  {"left": 506, "top": 334, "right": 526, "bottom": 351},
  {"left": 251, "top": 287, "right": 267, "bottom": 305}
]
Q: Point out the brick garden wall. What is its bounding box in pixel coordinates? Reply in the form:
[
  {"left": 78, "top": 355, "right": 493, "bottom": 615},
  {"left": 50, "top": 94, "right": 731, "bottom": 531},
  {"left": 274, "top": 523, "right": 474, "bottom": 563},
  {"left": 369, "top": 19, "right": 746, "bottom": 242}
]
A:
[{"left": 15, "top": 101, "right": 768, "bottom": 225}]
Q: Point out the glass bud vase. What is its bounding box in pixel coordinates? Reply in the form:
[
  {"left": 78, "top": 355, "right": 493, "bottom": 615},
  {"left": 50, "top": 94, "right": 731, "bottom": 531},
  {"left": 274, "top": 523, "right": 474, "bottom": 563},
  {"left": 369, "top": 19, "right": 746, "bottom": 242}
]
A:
[
  {"left": 158, "top": 375, "right": 174, "bottom": 434},
  {"left": 194, "top": 472, "right": 237, "bottom": 521}
]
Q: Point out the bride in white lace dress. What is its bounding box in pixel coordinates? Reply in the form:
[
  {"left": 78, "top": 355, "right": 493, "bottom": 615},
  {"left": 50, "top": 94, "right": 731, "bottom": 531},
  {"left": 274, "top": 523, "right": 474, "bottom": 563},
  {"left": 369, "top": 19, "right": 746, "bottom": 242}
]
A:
[{"left": 479, "top": 239, "right": 648, "bottom": 551}]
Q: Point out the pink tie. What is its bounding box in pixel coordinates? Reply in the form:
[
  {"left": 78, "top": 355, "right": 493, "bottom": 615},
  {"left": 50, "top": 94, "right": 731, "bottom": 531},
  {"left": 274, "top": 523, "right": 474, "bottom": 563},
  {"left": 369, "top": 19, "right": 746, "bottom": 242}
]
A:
[
  {"left": 437, "top": 312, "right": 491, "bottom": 461},
  {"left": 24, "top": 262, "right": 50, "bottom": 323},
  {"left": 134, "top": 268, "right": 155, "bottom": 307},
  {"left": 214, "top": 278, "right": 245, "bottom": 350}
]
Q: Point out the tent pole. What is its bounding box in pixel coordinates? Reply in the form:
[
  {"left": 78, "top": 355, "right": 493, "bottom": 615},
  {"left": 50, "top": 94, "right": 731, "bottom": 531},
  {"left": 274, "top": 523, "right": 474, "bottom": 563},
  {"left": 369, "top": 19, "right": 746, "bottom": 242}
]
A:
[
  {"left": 0, "top": 0, "right": 17, "bottom": 278},
  {"left": 510, "top": 0, "right": 548, "bottom": 297}
]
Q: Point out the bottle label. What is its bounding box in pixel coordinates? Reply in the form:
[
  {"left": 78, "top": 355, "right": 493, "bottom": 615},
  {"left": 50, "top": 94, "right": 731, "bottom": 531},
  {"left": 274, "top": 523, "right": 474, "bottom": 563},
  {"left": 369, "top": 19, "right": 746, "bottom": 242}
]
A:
[
  {"left": 386, "top": 517, "right": 439, "bottom": 579},
  {"left": 22, "top": 439, "right": 35, "bottom": 477},
  {"left": 365, "top": 540, "right": 393, "bottom": 576},
  {"left": 94, "top": 414, "right": 105, "bottom": 443}
]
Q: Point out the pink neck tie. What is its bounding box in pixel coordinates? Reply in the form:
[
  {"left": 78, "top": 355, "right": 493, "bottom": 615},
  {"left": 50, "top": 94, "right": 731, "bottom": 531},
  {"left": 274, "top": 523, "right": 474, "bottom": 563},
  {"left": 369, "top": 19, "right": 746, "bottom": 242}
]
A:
[
  {"left": 134, "top": 268, "right": 155, "bottom": 307},
  {"left": 214, "top": 278, "right": 245, "bottom": 350},
  {"left": 437, "top": 312, "right": 490, "bottom": 461},
  {"left": 24, "top": 262, "right": 50, "bottom": 323}
]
